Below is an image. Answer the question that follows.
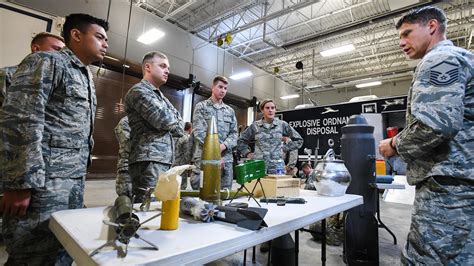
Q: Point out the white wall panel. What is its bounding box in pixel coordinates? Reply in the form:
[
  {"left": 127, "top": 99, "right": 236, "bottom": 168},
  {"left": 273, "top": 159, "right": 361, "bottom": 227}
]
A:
[{"left": 0, "top": 0, "right": 61, "bottom": 66}]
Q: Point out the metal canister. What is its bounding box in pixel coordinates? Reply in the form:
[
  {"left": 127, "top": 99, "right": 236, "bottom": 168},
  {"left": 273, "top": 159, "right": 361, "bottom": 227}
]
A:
[{"left": 313, "top": 152, "right": 351, "bottom": 196}]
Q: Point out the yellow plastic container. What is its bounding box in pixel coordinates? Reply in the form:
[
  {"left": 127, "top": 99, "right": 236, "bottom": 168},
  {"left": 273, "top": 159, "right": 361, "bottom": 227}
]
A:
[
  {"left": 160, "top": 191, "right": 180, "bottom": 230},
  {"left": 375, "top": 160, "right": 387, "bottom": 176}
]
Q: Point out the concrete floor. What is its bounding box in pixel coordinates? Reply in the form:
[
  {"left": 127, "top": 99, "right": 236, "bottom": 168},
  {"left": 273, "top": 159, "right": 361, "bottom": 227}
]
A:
[{"left": 1, "top": 179, "right": 413, "bottom": 265}]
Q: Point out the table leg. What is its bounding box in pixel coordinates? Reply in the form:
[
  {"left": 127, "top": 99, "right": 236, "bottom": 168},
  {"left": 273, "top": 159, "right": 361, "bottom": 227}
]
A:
[
  {"left": 377, "top": 191, "right": 397, "bottom": 245},
  {"left": 321, "top": 218, "right": 326, "bottom": 266},
  {"left": 295, "top": 229, "right": 299, "bottom": 266},
  {"left": 243, "top": 249, "right": 247, "bottom": 266},
  {"left": 267, "top": 240, "right": 272, "bottom": 265},
  {"left": 252, "top": 246, "right": 256, "bottom": 263}
]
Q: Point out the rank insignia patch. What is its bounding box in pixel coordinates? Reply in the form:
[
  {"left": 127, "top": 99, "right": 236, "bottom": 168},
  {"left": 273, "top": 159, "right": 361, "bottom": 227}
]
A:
[{"left": 429, "top": 61, "right": 459, "bottom": 86}]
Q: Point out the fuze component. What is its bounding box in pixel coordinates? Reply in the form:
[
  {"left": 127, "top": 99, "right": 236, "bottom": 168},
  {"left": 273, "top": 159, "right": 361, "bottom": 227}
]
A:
[{"left": 180, "top": 197, "right": 218, "bottom": 223}]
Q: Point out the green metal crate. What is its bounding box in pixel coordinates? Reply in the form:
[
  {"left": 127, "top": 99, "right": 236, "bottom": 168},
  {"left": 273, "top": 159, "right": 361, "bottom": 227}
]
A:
[{"left": 235, "top": 160, "right": 266, "bottom": 185}]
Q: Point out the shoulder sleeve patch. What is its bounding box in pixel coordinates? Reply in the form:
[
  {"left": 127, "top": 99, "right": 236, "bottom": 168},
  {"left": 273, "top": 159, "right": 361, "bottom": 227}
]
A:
[{"left": 429, "top": 61, "right": 459, "bottom": 86}]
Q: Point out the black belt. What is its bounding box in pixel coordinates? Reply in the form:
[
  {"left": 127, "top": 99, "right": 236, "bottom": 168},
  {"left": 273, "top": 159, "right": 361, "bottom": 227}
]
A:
[{"left": 432, "top": 176, "right": 474, "bottom": 186}]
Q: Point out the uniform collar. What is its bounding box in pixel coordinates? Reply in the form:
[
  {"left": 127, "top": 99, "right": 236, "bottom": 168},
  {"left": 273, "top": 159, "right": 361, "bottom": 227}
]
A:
[
  {"left": 206, "top": 98, "right": 225, "bottom": 109},
  {"left": 140, "top": 79, "right": 163, "bottom": 97},
  {"left": 61, "top": 47, "right": 87, "bottom": 68},
  {"left": 256, "top": 117, "right": 279, "bottom": 128},
  {"left": 428, "top": 40, "right": 453, "bottom": 54}
]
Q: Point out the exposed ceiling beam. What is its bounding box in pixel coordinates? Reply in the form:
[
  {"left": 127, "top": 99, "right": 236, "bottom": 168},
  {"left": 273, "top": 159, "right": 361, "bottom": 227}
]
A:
[
  {"left": 207, "top": 0, "right": 320, "bottom": 43},
  {"left": 281, "top": 0, "right": 443, "bottom": 49}
]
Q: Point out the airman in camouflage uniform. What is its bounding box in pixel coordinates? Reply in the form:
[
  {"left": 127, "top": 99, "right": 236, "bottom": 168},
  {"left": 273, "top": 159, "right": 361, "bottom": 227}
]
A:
[
  {"left": 0, "top": 32, "right": 64, "bottom": 106},
  {"left": 191, "top": 76, "right": 238, "bottom": 190},
  {"left": 0, "top": 14, "right": 108, "bottom": 265},
  {"left": 174, "top": 122, "right": 193, "bottom": 189},
  {"left": 0, "top": 33, "right": 65, "bottom": 202},
  {"left": 238, "top": 99, "right": 303, "bottom": 174},
  {"left": 379, "top": 7, "right": 473, "bottom": 265},
  {"left": 115, "top": 116, "right": 132, "bottom": 197},
  {"left": 0, "top": 66, "right": 16, "bottom": 106},
  {"left": 125, "top": 51, "right": 184, "bottom": 203},
  {"left": 298, "top": 162, "right": 316, "bottom": 190},
  {"left": 298, "top": 161, "right": 344, "bottom": 246},
  {"left": 0, "top": 66, "right": 15, "bottom": 206},
  {"left": 284, "top": 147, "right": 299, "bottom": 176}
]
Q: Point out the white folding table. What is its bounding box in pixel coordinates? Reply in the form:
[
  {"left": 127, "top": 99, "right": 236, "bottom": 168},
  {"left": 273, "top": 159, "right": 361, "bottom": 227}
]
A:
[{"left": 49, "top": 190, "right": 362, "bottom": 265}]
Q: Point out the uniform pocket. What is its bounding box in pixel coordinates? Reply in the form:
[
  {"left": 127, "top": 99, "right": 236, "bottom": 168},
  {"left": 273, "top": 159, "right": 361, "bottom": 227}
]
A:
[
  {"left": 223, "top": 114, "right": 233, "bottom": 123},
  {"left": 47, "top": 136, "right": 86, "bottom": 178},
  {"left": 429, "top": 218, "right": 470, "bottom": 261},
  {"left": 66, "top": 83, "right": 88, "bottom": 100},
  {"left": 418, "top": 177, "right": 472, "bottom": 262}
]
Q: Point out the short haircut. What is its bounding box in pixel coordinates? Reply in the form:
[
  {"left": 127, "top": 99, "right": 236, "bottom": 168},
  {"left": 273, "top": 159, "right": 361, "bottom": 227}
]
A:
[
  {"left": 142, "top": 51, "right": 168, "bottom": 66},
  {"left": 184, "top": 122, "right": 192, "bottom": 131},
  {"left": 259, "top": 99, "right": 275, "bottom": 110},
  {"left": 395, "top": 6, "right": 447, "bottom": 33},
  {"left": 301, "top": 162, "right": 311, "bottom": 169},
  {"left": 62, "top": 13, "right": 109, "bottom": 44},
  {"left": 212, "top": 75, "right": 228, "bottom": 86},
  {"left": 31, "top": 32, "right": 64, "bottom": 47}
]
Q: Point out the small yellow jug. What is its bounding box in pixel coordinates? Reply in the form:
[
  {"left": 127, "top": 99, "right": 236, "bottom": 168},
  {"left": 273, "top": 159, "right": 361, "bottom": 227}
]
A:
[{"left": 160, "top": 191, "right": 180, "bottom": 230}]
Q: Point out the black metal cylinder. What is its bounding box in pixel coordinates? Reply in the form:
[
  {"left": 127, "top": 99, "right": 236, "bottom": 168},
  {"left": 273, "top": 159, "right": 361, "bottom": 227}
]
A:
[
  {"left": 341, "top": 115, "right": 377, "bottom": 211},
  {"left": 341, "top": 115, "right": 378, "bottom": 265},
  {"left": 270, "top": 233, "right": 295, "bottom": 266}
]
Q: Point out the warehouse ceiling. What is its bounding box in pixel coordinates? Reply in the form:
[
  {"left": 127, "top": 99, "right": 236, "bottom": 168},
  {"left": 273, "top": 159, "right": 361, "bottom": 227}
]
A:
[{"left": 135, "top": 0, "right": 473, "bottom": 93}]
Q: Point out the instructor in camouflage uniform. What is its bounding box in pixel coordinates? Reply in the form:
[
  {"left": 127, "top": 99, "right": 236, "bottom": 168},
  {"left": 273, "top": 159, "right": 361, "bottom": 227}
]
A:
[
  {"left": 114, "top": 116, "right": 132, "bottom": 197},
  {"left": 125, "top": 51, "right": 184, "bottom": 202},
  {"left": 238, "top": 99, "right": 303, "bottom": 174},
  {"left": 0, "top": 14, "right": 108, "bottom": 265},
  {"left": 379, "top": 6, "right": 473, "bottom": 265},
  {"left": 191, "top": 75, "right": 238, "bottom": 190}
]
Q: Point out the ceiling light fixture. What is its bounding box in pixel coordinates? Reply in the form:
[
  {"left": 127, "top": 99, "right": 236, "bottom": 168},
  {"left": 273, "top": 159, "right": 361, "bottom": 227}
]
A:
[
  {"left": 230, "top": 71, "right": 253, "bottom": 80},
  {"left": 280, "top": 94, "right": 300, "bottom": 100},
  {"left": 137, "top": 28, "right": 165, "bottom": 45},
  {"left": 320, "top": 44, "right": 355, "bottom": 57},
  {"left": 355, "top": 81, "right": 382, "bottom": 88}
]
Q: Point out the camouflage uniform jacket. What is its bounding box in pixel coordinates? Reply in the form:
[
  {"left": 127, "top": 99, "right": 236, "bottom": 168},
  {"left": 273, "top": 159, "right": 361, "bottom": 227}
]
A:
[
  {"left": 0, "top": 65, "right": 18, "bottom": 106},
  {"left": 0, "top": 48, "right": 96, "bottom": 189},
  {"left": 237, "top": 118, "right": 303, "bottom": 168},
  {"left": 285, "top": 148, "right": 299, "bottom": 168},
  {"left": 115, "top": 116, "right": 131, "bottom": 172},
  {"left": 192, "top": 98, "right": 238, "bottom": 163},
  {"left": 124, "top": 79, "right": 184, "bottom": 165},
  {"left": 394, "top": 40, "right": 473, "bottom": 185},
  {"left": 174, "top": 132, "right": 193, "bottom": 166}
]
